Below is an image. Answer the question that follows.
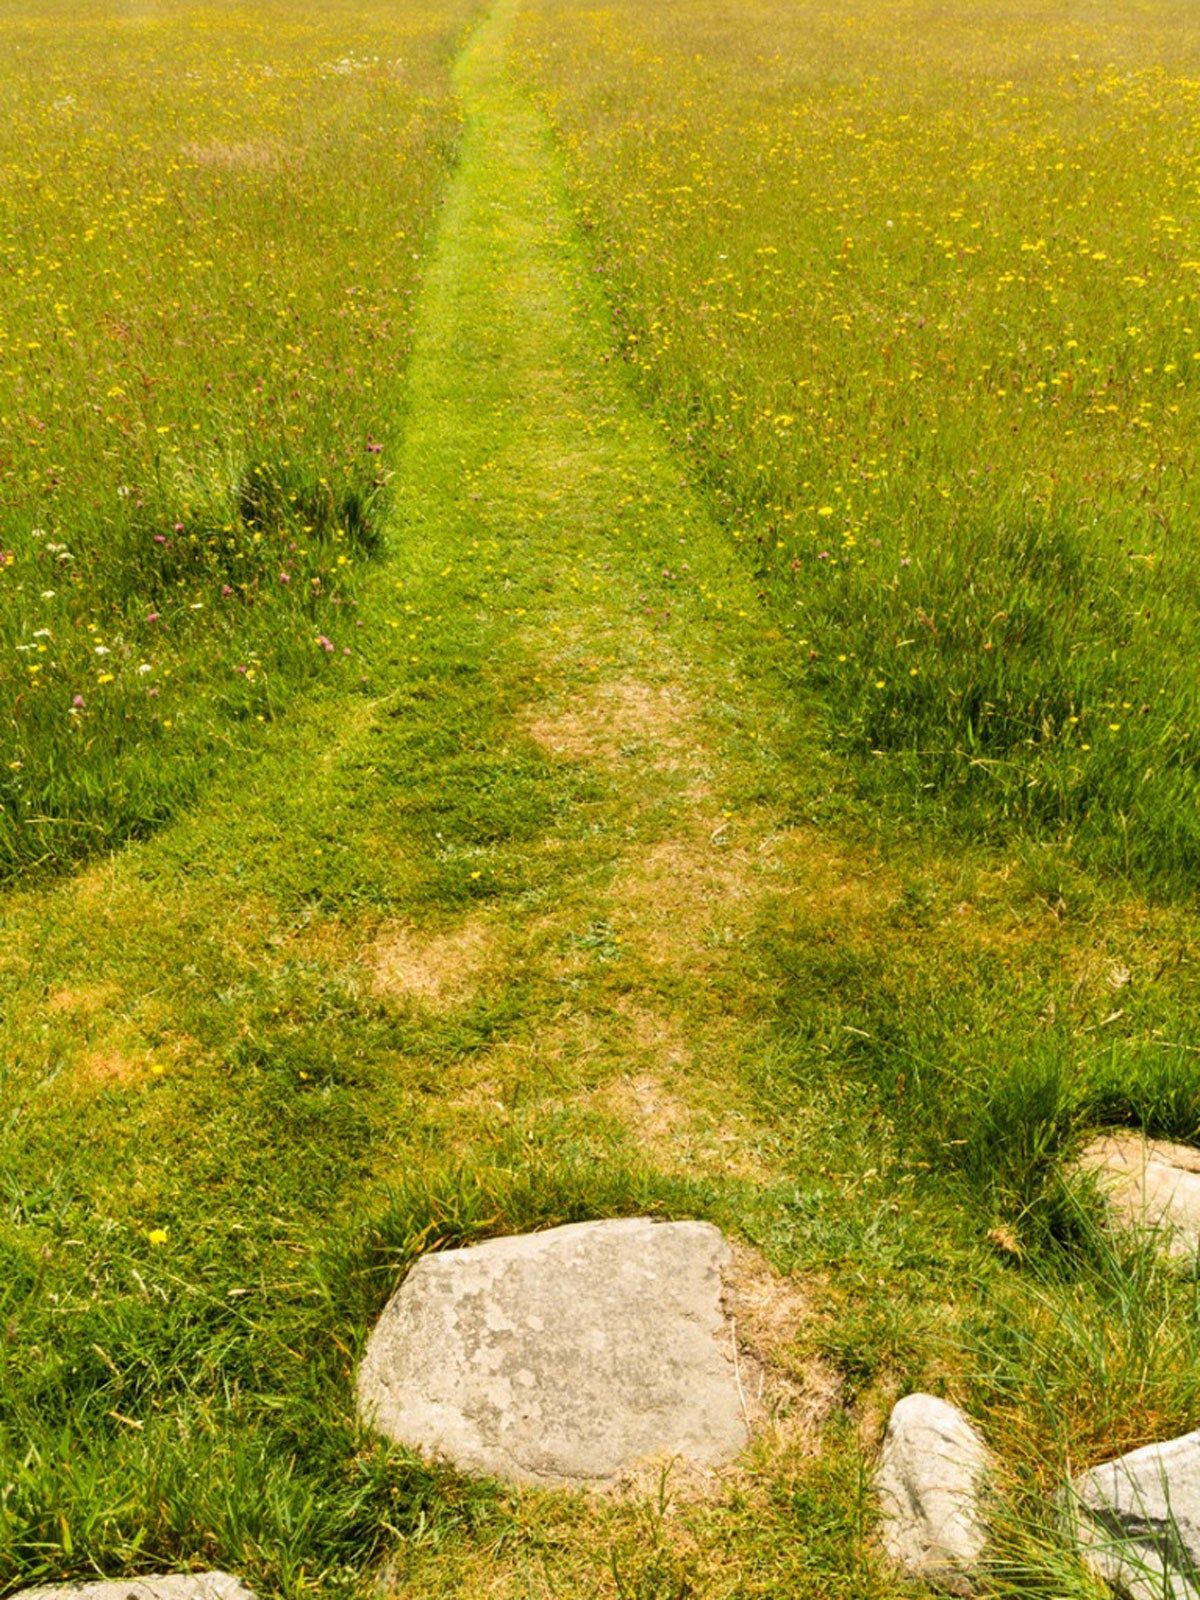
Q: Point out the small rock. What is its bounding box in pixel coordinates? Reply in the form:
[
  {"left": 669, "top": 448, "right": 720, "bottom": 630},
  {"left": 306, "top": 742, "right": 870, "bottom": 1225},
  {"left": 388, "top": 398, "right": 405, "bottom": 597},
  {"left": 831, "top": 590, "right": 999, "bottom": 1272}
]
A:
[
  {"left": 357, "top": 1217, "right": 748, "bottom": 1486},
  {"left": 1066, "top": 1429, "right": 1200, "bottom": 1600},
  {"left": 875, "top": 1393, "right": 991, "bottom": 1594},
  {"left": 1078, "top": 1134, "right": 1200, "bottom": 1262},
  {"left": 14, "top": 1576, "right": 256, "bottom": 1600}
]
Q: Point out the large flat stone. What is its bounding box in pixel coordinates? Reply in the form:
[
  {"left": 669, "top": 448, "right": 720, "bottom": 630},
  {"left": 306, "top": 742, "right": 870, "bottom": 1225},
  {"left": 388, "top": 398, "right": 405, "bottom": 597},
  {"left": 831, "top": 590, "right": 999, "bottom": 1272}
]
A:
[
  {"left": 1079, "top": 1134, "right": 1200, "bottom": 1262},
  {"left": 875, "top": 1394, "right": 991, "bottom": 1594},
  {"left": 357, "top": 1217, "right": 748, "bottom": 1486},
  {"left": 15, "top": 1577, "right": 256, "bottom": 1600},
  {"left": 1066, "top": 1430, "right": 1200, "bottom": 1600}
]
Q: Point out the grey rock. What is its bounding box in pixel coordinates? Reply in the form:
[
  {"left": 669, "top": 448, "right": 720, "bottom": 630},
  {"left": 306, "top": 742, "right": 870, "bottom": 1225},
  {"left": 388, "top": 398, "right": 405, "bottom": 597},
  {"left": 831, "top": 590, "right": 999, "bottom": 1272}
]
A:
[
  {"left": 875, "top": 1393, "right": 991, "bottom": 1594},
  {"left": 1066, "top": 1429, "right": 1200, "bottom": 1600},
  {"left": 1078, "top": 1135, "right": 1200, "bottom": 1263},
  {"left": 357, "top": 1217, "right": 748, "bottom": 1486},
  {"left": 14, "top": 1576, "right": 256, "bottom": 1600}
]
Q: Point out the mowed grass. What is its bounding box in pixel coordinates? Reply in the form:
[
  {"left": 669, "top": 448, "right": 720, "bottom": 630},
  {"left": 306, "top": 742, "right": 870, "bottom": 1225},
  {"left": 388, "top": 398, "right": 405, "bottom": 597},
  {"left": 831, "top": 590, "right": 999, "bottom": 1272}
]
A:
[
  {"left": 0, "top": 0, "right": 476, "bottom": 881},
  {"left": 517, "top": 0, "right": 1200, "bottom": 886}
]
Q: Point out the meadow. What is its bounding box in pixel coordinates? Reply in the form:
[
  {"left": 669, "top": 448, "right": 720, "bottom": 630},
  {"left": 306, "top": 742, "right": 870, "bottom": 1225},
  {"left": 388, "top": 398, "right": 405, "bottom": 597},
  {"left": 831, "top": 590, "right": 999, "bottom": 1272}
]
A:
[
  {"left": 0, "top": 0, "right": 475, "bottom": 880},
  {"left": 2, "top": 0, "right": 1200, "bottom": 1597},
  {"left": 517, "top": 0, "right": 1200, "bottom": 887}
]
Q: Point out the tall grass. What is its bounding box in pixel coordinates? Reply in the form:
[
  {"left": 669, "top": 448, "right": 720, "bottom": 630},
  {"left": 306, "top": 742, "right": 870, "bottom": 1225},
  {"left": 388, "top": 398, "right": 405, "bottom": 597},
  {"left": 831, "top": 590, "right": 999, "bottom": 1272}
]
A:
[
  {"left": 0, "top": 0, "right": 476, "bottom": 881},
  {"left": 0, "top": 1129, "right": 703, "bottom": 1593},
  {"left": 518, "top": 0, "right": 1200, "bottom": 887}
]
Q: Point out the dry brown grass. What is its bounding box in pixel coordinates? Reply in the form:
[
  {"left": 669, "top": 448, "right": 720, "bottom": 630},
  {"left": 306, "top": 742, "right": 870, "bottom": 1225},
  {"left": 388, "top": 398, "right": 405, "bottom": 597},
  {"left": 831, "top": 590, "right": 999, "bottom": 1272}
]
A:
[
  {"left": 76, "top": 1045, "right": 144, "bottom": 1088},
  {"left": 370, "top": 915, "right": 499, "bottom": 1010},
  {"left": 611, "top": 829, "right": 756, "bottom": 971},
  {"left": 596, "top": 1050, "right": 774, "bottom": 1184},
  {"left": 46, "top": 983, "right": 118, "bottom": 1019},
  {"left": 721, "top": 1240, "right": 841, "bottom": 1442},
  {"left": 603, "top": 1070, "right": 691, "bottom": 1142},
  {"left": 524, "top": 675, "right": 698, "bottom": 768}
]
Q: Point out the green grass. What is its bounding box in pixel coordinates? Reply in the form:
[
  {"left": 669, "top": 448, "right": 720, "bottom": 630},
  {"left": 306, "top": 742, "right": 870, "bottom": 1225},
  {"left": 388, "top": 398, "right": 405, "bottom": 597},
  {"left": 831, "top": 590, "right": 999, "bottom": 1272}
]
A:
[
  {"left": 0, "top": 0, "right": 476, "bottom": 882},
  {"left": 516, "top": 0, "right": 1200, "bottom": 888},
  {"left": 1, "top": 0, "right": 1200, "bottom": 1597}
]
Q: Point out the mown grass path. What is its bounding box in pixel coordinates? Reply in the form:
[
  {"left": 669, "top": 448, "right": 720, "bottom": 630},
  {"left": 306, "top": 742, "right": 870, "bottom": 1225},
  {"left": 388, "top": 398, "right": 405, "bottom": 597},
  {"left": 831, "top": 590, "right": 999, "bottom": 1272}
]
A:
[
  {"left": 4, "top": 2, "right": 1198, "bottom": 1597},
  {"left": 0, "top": 1, "right": 880, "bottom": 1593}
]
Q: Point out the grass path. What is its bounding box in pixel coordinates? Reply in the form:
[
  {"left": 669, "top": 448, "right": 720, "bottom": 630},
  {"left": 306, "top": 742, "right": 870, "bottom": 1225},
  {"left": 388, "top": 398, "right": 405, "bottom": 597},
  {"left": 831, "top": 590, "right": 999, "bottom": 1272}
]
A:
[
  {"left": 3, "top": 1, "right": 1199, "bottom": 1597},
  {"left": 0, "top": 2, "right": 877, "bottom": 1592}
]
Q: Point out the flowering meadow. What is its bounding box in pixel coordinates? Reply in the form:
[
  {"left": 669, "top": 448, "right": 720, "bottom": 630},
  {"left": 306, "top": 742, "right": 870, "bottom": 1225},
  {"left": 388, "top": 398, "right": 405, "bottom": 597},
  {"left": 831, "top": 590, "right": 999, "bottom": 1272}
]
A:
[
  {"left": 6, "top": 2, "right": 1200, "bottom": 1594},
  {"left": 518, "top": 0, "right": 1200, "bottom": 886},
  {"left": 0, "top": 0, "right": 474, "bottom": 880}
]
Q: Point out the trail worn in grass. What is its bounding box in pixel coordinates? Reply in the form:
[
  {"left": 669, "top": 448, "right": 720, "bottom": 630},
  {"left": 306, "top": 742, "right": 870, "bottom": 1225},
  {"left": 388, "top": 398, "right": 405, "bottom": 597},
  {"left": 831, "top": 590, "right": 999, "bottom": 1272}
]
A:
[{"left": 3, "top": 1, "right": 1200, "bottom": 1598}]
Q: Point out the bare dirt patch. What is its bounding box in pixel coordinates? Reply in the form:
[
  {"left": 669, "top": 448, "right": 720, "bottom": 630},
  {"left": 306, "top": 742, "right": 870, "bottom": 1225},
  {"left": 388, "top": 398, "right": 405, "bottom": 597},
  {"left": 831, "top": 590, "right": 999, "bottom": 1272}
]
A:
[{"left": 371, "top": 916, "right": 497, "bottom": 1010}]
